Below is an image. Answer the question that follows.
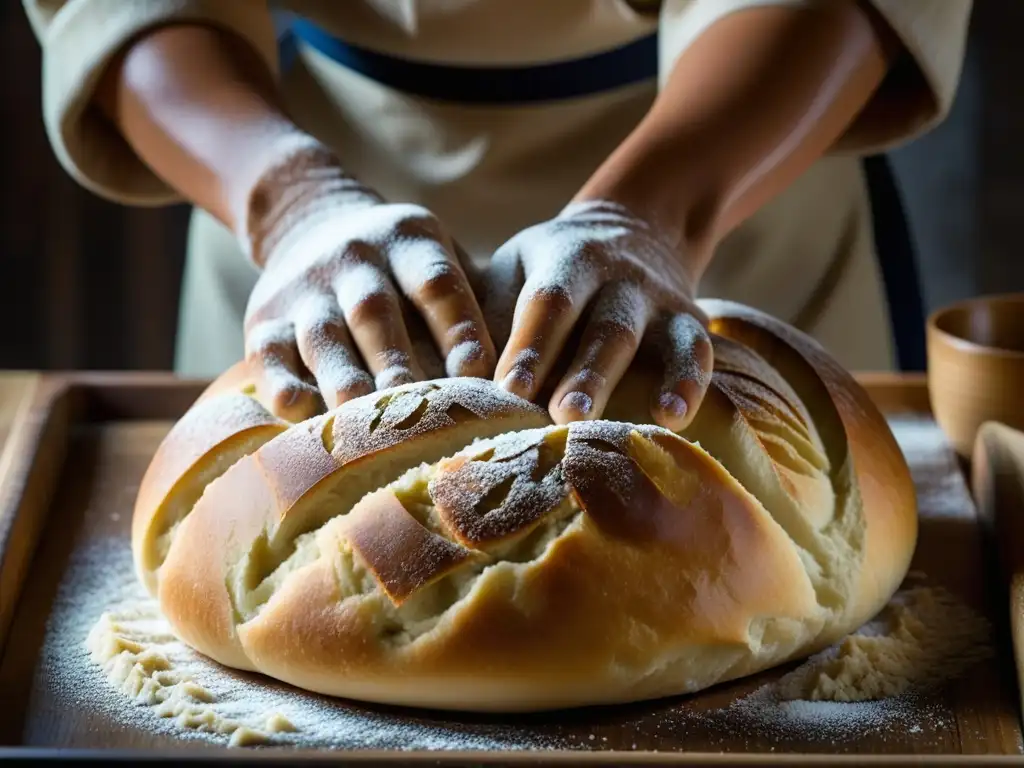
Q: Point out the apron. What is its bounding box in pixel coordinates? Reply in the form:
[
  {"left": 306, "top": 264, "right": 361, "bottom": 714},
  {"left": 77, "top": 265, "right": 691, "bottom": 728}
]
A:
[{"left": 175, "top": 0, "right": 895, "bottom": 377}]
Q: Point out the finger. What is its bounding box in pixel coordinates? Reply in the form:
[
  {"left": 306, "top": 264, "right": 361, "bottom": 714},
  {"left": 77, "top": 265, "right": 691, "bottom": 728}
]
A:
[
  {"left": 479, "top": 246, "right": 525, "bottom": 351},
  {"left": 493, "top": 272, "right": 600, "bottom": 402},
  {"left": 492, "top": 237, "right": 603, "bottom": 401},
  {"left": 452, "top": 240, "right": 487, "bottom": 307},
  {"left": 548, "top": 284, "right": 651, "bottom": 424},
  {"left": 388, "top": 238, "right": 496, "bottom": 379},
  {"left": 335, "top": 262, "right": 425, "bottom": 390},
  {"left": 649, "top": 311, "right": 714, "bottom": 431},
  {"left": 293, "top": 296, "right": 375, "bottom": 409},
  {"left": 246, "top": 318, "right": 322, "bottom": 421}
]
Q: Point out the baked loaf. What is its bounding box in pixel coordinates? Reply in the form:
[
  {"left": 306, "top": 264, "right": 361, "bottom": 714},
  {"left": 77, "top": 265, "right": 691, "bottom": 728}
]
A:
[{"left": 131, "top": 299, "right": 917, "bottom": 712}]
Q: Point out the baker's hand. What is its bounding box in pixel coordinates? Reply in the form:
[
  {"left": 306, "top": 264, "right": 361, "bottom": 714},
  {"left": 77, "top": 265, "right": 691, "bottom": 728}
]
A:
[
  {"left": 242, "top": 156, "right": 495, "bottom": 421},
  {"left": 483, "top": 200, "right": 713, "bottom": 431}
]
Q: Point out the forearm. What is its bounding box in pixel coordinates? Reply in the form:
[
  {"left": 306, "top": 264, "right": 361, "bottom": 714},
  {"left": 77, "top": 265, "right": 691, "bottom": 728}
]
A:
[
  {"left": 95, "top": 23, "right": 320, "bottom": 240},
  {"left": 575, "top": 1, "right": 898, "bottom": 283}
]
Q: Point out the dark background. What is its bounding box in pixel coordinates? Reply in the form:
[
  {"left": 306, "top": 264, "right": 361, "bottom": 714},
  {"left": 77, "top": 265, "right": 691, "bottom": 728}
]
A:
[{"left": 1, "top": 2, "right": 1021, "bottom": 373}]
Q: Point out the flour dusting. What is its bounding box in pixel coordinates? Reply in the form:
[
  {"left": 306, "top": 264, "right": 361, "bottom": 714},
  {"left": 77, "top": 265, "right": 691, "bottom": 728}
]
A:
[
  {"left": 40, "top": 538, "right": 566, "bottom": 751},
  {"left": 32, "top": 412, "right": 995, "bottom": 752},
  {"left": 774, "top": 586, "right": 992, "bottom": 702}
]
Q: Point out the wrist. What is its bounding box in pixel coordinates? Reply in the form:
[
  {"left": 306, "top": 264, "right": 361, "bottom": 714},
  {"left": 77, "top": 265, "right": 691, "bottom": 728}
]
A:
[
  {"left": 572, "top": 133, "right": 721, "bottom": 286},
  {"left": 568, "top": 178, "right": 709, "bottom": 289},
  {"left": 236, "top": 133, "right": 381, "bottom": 268}
]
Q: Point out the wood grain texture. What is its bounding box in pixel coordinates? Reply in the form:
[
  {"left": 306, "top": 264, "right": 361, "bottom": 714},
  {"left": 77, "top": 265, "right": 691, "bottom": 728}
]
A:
[
  {"left": 971, "top": 423, "right": 1024, "bottom": 740},
  {"left": 0, "top": 376, "right": 68, "bottom": 654},
  {"left": 0, "top": 374, "right": 1019, "bottom": 762}
]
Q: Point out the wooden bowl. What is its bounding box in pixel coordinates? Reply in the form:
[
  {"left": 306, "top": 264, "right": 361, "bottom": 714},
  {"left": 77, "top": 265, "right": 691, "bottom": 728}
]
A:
[{"left": 927, "top": 293, "right": 1024, "bottom": 457}]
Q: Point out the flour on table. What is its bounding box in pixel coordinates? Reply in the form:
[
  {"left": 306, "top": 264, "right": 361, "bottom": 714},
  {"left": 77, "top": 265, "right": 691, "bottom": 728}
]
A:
[
  {"left": 40, "top": 414, "right": 993, "bottom": 750},
  {"left": 43, "top": 537, "right": 565, "bottom": 751},
  {"left": 718, "top": 585, "right": 991, "bottom": 745},
  {"left": 774, "top": 586, "right": 992, "bottom": 702},
  {"left": 85, "top": 603, "right": 294, "bottom": 747}
]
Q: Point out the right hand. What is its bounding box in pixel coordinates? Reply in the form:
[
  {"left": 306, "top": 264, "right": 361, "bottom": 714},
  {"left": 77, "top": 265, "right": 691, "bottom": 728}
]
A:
[{"left": 242, "top": 152, "right": 496, "bottom": 421}]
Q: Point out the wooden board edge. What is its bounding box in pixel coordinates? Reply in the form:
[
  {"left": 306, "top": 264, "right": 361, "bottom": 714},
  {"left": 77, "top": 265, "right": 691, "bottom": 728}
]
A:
[
  {"left": 0, "top": 747, "right": 1021, "bottom": 765},
  {"left": 0, "top": 377, "right": 76, "bottom": 657},
  {"left": 60, "top": 371, "right": 209, "bottom": 422},
  {"left": 855, "top": 372, "right": 930, "bottom": 415}
]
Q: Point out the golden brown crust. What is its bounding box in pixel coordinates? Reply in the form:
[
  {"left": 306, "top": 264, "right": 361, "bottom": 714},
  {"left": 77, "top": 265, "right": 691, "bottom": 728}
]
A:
[
  {"left": 430, "top": 427, "right": 568, "bottom": 549},
  {"left": 154, "top": 379, "right": 551, "bottom": 669},
  {"left": 131, "top": 391, "right": 287, "bottom": 593},
  {"left": 701, "top": 299, "right": 917, "bottom": 630},
  {"left": 235, "top": 421, "right": 818, "bottom": 710},
  {"left": 131, "top": 300, "right": 917, "bottom": 711},
  {"left": 343, "top": 489, "right": 480, "bottom": 605}
]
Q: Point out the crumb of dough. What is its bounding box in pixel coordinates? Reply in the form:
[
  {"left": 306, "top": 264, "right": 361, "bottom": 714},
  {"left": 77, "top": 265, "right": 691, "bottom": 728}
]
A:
[
  {"left": 86, "top": 603, "right": 292, "bottom": 747},
  {"left": 266, "top": 712, "right": 297, "bottom": 733},
  {"left": 229, "top": 727, "right": 270, "bottom": 748}
]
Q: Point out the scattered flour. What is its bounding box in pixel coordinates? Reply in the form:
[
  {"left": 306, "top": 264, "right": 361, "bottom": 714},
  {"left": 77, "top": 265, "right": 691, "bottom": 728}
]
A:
[
  {"left": 58, "top": 540, "right": 991, "bottom": 752},
  {"left": 32, "top": 413, "right": 994, "bottom": 752},
  {"left": 39, "top": 537, "right": 566, "bottom": 751},
  {"left": 85, "top": 603, "right": 294, "bottom": 747},
  {"left": 774, "top": 586, "right": 992, "bottom": 702},
  {"left": 697, "top": 583, "right": 991, "bottom": 748}
]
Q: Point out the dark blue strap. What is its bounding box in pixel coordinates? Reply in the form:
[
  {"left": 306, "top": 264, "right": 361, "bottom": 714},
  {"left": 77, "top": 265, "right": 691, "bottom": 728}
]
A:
[
  {"left": 278, "top": 18, "right": 658, "bottom": 104},
  {"left": 863, "top": 155, "right": 927, "bottom": 372}
]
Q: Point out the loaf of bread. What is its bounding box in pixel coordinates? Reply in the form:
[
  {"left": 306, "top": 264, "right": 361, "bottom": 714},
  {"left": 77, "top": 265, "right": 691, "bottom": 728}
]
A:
[{"left": 131, "top": 299, "right": 916, "bottom": 712}]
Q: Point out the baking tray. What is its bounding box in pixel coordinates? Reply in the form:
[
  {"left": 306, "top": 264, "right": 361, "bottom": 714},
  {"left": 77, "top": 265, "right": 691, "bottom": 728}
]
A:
[{"left": 0, "top": 372, "right": 1021, "bottom": 766}]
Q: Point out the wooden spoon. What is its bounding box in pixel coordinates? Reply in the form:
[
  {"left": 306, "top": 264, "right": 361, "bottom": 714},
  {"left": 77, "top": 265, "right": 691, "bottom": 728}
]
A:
[{"left": 971, "top": 421, "right": 1024, "bottom": 722}]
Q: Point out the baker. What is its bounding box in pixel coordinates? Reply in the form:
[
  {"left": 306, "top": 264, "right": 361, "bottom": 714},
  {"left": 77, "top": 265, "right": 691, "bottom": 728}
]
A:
[{"left": 25, "top": 0, "right": 971, "bottom": 428}]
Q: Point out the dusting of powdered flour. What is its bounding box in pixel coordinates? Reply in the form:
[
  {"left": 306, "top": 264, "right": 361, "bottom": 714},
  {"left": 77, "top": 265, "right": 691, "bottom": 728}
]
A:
[
  {"left": 42, "top": 413, "right": 994, "bottom": 750},
  {"left": 42, "top": 537, "right": 566, "bottom": 751}
]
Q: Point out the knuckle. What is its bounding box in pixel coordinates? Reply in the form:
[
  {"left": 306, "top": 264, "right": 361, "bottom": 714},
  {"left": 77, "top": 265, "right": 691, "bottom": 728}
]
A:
[
  {"left": 560, "top": 238, "right": 605, "bottom": 270},
  {"left": 348, "top": 289, "right": 396, "bottom": 325},
  {"left": 391, "top": 204, "right": 441, "bottom": 238},
  {"left": 333, "top": 370, "right": 375, "bottom": 400},
  {"left": 591, "top": 318, "right": 639, "bottom": 349},
  {"left": 298, "top": 313, "right": 345, "bottom": 347},
  {"left": 340, "top": 238, "right": 376, "bottom": 260},
  {"left": 416, "top": 262, "right": 464, "bottom": 301},
  {"left": 246, "top": 321, "right": 293, "bottom": 356},
  {"left": 526, "top": 282, "right": 574, "bottom": 316}
]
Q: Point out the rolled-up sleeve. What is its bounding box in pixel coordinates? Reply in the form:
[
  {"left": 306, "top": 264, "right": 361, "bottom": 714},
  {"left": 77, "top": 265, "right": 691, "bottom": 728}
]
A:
[
  {"left": 658, "top": 0, "right": 973, "bottom": 155},
  {"left": 23, "top": 0, "right": 279, "bottom": 205}
]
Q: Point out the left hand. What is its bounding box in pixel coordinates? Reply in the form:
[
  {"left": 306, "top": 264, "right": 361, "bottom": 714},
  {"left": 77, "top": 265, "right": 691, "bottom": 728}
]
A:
[{"left": 482, "top": 200, "right": 713, "bottom": 431}]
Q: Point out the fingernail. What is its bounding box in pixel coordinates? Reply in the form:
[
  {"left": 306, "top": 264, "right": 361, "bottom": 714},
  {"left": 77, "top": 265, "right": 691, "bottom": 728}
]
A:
[
  {"left": 559, "top": 391, "right": 594, "bottom": 419},
  {"left": 657, "top": 391, "right": 687, "bottom": 419},
  {"left": 500, "top": 367, "right": 534, "bottom": 398}
]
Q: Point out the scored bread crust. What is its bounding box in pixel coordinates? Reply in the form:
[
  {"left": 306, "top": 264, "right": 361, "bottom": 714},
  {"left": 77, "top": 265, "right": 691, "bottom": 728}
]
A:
[{"left": 132, "top": 300, "right": 917, "bottom": 712}]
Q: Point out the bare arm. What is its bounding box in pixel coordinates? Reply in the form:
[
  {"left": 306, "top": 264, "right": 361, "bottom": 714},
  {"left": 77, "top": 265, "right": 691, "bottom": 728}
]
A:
[
  {"left": 576, "top": 0, "right": 899, "bottom": 280},
  {"left": 94, "top": 24, "right": 496, "bottom": 418},
  {"left": 492, "top": 1, "right": 900, "bottom": 427},
  {"left": 95, "top": 24, "right": 300, "bottom": 240}
]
